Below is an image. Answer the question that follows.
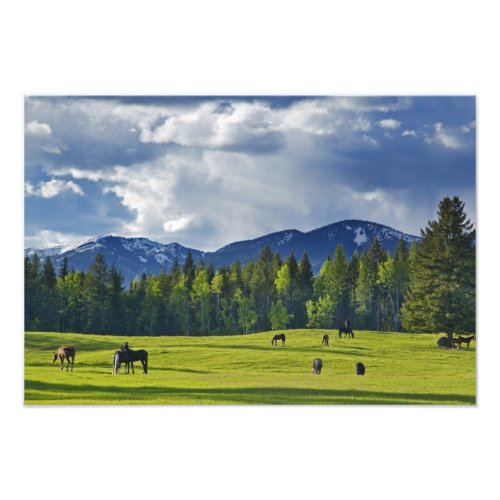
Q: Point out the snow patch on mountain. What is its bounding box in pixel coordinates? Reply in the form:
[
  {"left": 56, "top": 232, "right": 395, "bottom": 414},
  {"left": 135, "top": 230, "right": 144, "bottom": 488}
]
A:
[{"left": 354, "top": 227, "right": 368, "bottom": 246}]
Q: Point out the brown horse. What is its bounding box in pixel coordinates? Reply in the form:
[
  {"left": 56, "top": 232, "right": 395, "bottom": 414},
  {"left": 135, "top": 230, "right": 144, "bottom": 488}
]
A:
[
  {"left": 454, "top": 335, "right": 475, "bottom": 349},
  {"left": 52, "top": 346, "right": 75, "bottom": 371},
  {"left": 271, "top": 333, "right": 286, "bottom": 346},
  {"left": 322, "top": 334, "right": 329, "bottom": 347}
]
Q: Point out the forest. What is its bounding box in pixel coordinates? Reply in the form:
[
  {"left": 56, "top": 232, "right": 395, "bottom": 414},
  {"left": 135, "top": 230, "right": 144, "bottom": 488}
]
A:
[{"left": 24, "top": 196, "right": 476, "bottom": 337}]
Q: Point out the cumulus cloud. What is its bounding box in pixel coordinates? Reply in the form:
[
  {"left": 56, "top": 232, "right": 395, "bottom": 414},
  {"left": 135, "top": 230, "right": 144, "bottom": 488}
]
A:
[
  {"left": 25, "top": 120, "right": 52, "bottom": 136},
  {"left": 25, "top": 179, "right": 84, "bottom": 198},
  {"left": 25, "top": 96, "right": 476, "bottom": 249},
  {"left": 378, "top": 118, "right": 401, "bottom": 129}
]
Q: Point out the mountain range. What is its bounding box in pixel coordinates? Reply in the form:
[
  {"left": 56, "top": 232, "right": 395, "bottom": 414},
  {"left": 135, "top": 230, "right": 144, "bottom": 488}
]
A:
[{"left": 25, "top": 219, "right": 420, "bottom": 285}]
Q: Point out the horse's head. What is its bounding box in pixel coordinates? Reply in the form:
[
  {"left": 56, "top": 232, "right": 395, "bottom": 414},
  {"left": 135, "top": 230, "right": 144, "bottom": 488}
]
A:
[
  {"left": 52, "top": 352, "right": 58, "bottom": 363},
  {"left": 121, "top": 342, "right": 129, "bottom": 351}
]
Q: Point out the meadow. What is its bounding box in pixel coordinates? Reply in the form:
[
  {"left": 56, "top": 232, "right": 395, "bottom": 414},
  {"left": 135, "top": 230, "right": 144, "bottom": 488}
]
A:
[{"left": 24, "top": 329, "right": 476, "bottom": 405}]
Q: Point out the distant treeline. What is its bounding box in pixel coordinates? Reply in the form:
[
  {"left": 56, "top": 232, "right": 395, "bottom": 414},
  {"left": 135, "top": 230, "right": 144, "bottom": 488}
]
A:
[{"left": 25, "top": 196, "right": 475, "bottom": 337}]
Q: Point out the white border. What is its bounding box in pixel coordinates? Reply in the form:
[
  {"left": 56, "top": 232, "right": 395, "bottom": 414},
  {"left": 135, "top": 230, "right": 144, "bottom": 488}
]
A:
[{"left": 2, "top": 1, "right": 498, "bottom": 499}]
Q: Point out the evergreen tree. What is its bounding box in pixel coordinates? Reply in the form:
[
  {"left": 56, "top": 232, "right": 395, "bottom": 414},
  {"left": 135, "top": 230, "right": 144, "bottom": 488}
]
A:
[
  {"left": 85, "top": 254, "right": 109, "bottom": 333},
  {"left": 40, "top": 257, "right": 58, "bottom": 331},
  {"left": 401, "top": 196, "right": 475, "bottom": 337},
  {"left": 295, "top": 251, "right": 314, "bottom": 327},
  {"left": 107, "top": 265, "right": 125, "bottom": 334}
]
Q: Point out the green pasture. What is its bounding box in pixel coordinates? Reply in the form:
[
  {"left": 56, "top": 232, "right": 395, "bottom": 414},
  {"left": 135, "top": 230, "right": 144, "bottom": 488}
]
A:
[{"left": 24, "top": 329, "right": 476, "bottom": 405}]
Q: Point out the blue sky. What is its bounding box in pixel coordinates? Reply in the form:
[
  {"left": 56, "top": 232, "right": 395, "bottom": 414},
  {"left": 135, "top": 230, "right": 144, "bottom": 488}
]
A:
[{"left": 24, "top": 96, "right": 476, "bottom": 251}]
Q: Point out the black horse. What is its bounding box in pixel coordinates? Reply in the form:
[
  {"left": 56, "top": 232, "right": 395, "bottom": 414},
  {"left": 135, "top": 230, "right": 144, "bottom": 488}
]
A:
[
  {"left": 312, "top": 358, "right": 323, "bottom": 375},
  {"left": 112, "top": 349, "right": 134, "bottom": 375},
  {"left": 356, "top": 362, "right": 365, "bottom": 375},
  {"left": 271, "top": 333, "right": 286, "bottom": 346},
  {"left": 339, "top": 326, "right": 354, "bottom": 339},
  {"left": 322, "top": 334, "right": 329, "bottom": 347},
  {"left": 121, "top": 342, "right": 148, "bottom": 374}
]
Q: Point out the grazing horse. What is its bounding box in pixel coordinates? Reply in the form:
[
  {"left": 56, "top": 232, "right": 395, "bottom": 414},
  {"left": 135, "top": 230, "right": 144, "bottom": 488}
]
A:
[
  {"left": 338, "top": 326, "right": 354, "bottom": 339},
  {"left": 356, "top": 362, "right": 365, "bottom": 375},
  {"left": 121, "top": 343, "right": 148, "bottom": 374},
  {"left": 271, "top": 333, "right": 286, "bottom": 346},
  {"left": 458, "top": 335, "right": 475, "bottom": 349},
  {"left": 112, "top": 350, "right": 134, "bottom": 375},
  {"left": 52, "top": 346, "right": 75, "bottom": 371},
  {"left": 312, "top": 358, "right": 323, "bottom": 375},
  {"left": 322, "top": 334, "right": 329, "bottom": 347}
]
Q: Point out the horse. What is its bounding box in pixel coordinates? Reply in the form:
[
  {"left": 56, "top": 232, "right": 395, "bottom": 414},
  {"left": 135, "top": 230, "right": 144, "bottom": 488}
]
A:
[
  {"left": 312, "top": 358, "right": 323, "bottom": 375},
  {"left": 458, "top": 335, "right": 475, "bottom": 349},
  {"left": 121, "top": 343, "right": 148, "bottom": 374},
  {"left": 112, "top": 350, "right": 134, "bottom": 375},
  {"left": 52, "top": 346, "right": 75, "bottom": 371},
  {"left": 339, "top": 326, "right": 354, "bottom": 339},
  {"left": 322, "top": 334, "right": 329, "bottom": 347},
  {"left": 271, "top": 333, "right": 286, "bottom": 346},
  {"left": 356, "top": 362, "right": 365, "bottom": 375}
]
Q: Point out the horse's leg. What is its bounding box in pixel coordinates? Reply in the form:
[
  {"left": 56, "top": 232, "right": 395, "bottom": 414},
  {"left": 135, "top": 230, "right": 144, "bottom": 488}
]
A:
[
  {"left": 60, "top": 356, "right": 64, "bottom": 370},
  {"left": 131, "top": 361, "right": 135, "bottom": 374}
]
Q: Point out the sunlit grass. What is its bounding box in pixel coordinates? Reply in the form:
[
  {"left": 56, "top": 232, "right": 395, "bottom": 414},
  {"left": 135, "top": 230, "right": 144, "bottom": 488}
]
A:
[{"left": 24, "top": 329, "right": 476, "bottom": 405}]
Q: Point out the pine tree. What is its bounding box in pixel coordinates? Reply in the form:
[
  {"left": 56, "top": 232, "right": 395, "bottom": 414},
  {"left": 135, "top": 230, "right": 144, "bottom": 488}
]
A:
[
  {"left": 40, "top": 257, "right": 58, "bottom": 331},
  {"left": 401, "top": 196, "right": 475, "bottom": 337},
  {"left": 296, "top": 251, "right": 314, "bottom": 327},
  {"left": 85, "top": 254, "right": 109, "bottom": 333}
]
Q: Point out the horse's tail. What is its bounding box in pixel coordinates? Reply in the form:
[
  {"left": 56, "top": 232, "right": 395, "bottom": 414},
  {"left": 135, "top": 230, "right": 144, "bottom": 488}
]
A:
[{"left": 112, "top": 352, "right": 119, "bottom": 375}]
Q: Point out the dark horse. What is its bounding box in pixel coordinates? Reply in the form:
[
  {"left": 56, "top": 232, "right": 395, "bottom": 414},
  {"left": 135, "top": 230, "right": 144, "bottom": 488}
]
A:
[
  {"left": 121, "top": 342, "right": 148, "bottom": 374},
  {"left": 322, "top": 334, "right": 329, "bottom": 347},
  {"left": 112, "top": 349, "right": 134, "bottom": 375},
  {"left": 271, "top": 333, "right": 286, "bottom": 346},
  {"left": 453, "top": 335, "right": 475, "bottom": 349},
  {"left": 312, "top": 358, "right": 323, "bottom": 375},
  {"left": 52, "top": 346, "right": 75, "bottom": 371},
  {"left": 339, "top": 326, "right": 354, "bottom": 339}
]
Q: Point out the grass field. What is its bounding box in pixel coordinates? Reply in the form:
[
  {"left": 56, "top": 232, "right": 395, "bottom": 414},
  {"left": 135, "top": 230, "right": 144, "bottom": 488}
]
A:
[{"left": 24, "top": 329, "right": 476, "bottom": 405}]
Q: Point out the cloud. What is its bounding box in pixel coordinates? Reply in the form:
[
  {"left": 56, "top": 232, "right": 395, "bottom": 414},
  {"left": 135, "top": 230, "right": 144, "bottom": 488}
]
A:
[
  {"left": 25, "top": 120, "right": 52, "bottom": 136},
  {"left": 25, "top": 96, "right": 475, "bottom": 250},
  {"left": 402, "top": 129, "right": 417, "bottom": 137},
  {"left": 25, "top": 179, "right": 84, "bottom": 198},
  {"left": 378, "top": 118, "right": 401, "bottom": 130},
  {"left": 426, "top": 122, "right": 463, "bottom": 149}
]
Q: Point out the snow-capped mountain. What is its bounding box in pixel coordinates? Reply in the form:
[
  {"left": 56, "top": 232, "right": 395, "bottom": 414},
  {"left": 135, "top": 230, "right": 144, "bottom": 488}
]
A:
[{"left": 25, "top": 220, "right": 420, "bottom": 285}]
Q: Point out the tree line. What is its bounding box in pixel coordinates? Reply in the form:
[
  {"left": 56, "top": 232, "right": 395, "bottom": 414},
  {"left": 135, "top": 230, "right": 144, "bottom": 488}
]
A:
[{"left": 25, "top": 196, "right": 475, "bottom": 337}]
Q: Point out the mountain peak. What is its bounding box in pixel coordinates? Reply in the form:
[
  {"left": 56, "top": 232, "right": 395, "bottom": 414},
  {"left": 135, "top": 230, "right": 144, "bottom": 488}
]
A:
[{"left": 25, "top": 220, "right": 420, "bottom": 284}]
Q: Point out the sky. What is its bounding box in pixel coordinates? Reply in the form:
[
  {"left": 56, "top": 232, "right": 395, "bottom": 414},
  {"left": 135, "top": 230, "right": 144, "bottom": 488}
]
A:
[{"left": 24, "top": 96, "right": 476, "bottom": 251}]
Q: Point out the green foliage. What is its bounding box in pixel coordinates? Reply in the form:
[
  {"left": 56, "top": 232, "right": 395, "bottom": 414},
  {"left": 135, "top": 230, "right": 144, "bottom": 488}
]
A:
[
  {"left": 401, "top": 196, "right": 475, "bottom": 335},
  {"left": 24, "top": 197, "right": 475, "bottom": 337}
]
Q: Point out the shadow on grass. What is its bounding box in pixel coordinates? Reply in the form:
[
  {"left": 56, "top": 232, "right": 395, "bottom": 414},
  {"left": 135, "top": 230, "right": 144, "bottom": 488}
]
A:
[
  {"left": 25, "top": 379, "right": 475, "bottom": 405},
  {"left": 199, "top": 343, "right": 373, "bottom": 357}
]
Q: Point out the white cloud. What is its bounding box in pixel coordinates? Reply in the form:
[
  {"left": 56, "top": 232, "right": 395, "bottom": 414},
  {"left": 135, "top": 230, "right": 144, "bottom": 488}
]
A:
[
  {"left": 352, "top": 118, "right": 372, "bottom": 132},
  {"left": 25, "top": 179, "right": 84, "bottom": 198},
  {"left": 25, "top": 120, "right": 52, "bottom": 136},
  {"left": 402, "top": 129, "right": 417, "bottom": 137},
  {"left": 163, "top": 215, "right": 195, "bottom": 232},
  {"left": 42, "top": 146, "right": 62, "bottom": 154},
  {"left": 378, "top": 118, "right": 401, "bottom": 130},
  {"left": 427, "top": 122, "right": 463, "bottom": 149}
]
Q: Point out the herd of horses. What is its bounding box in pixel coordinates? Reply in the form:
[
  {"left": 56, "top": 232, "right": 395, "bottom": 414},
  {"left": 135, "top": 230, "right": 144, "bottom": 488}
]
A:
[
  {"left": 51, "top": 327, "right": 475, "bottom": 376},
  {"left": 52, "top": 342, "right": 148, "bottom": 374}
]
